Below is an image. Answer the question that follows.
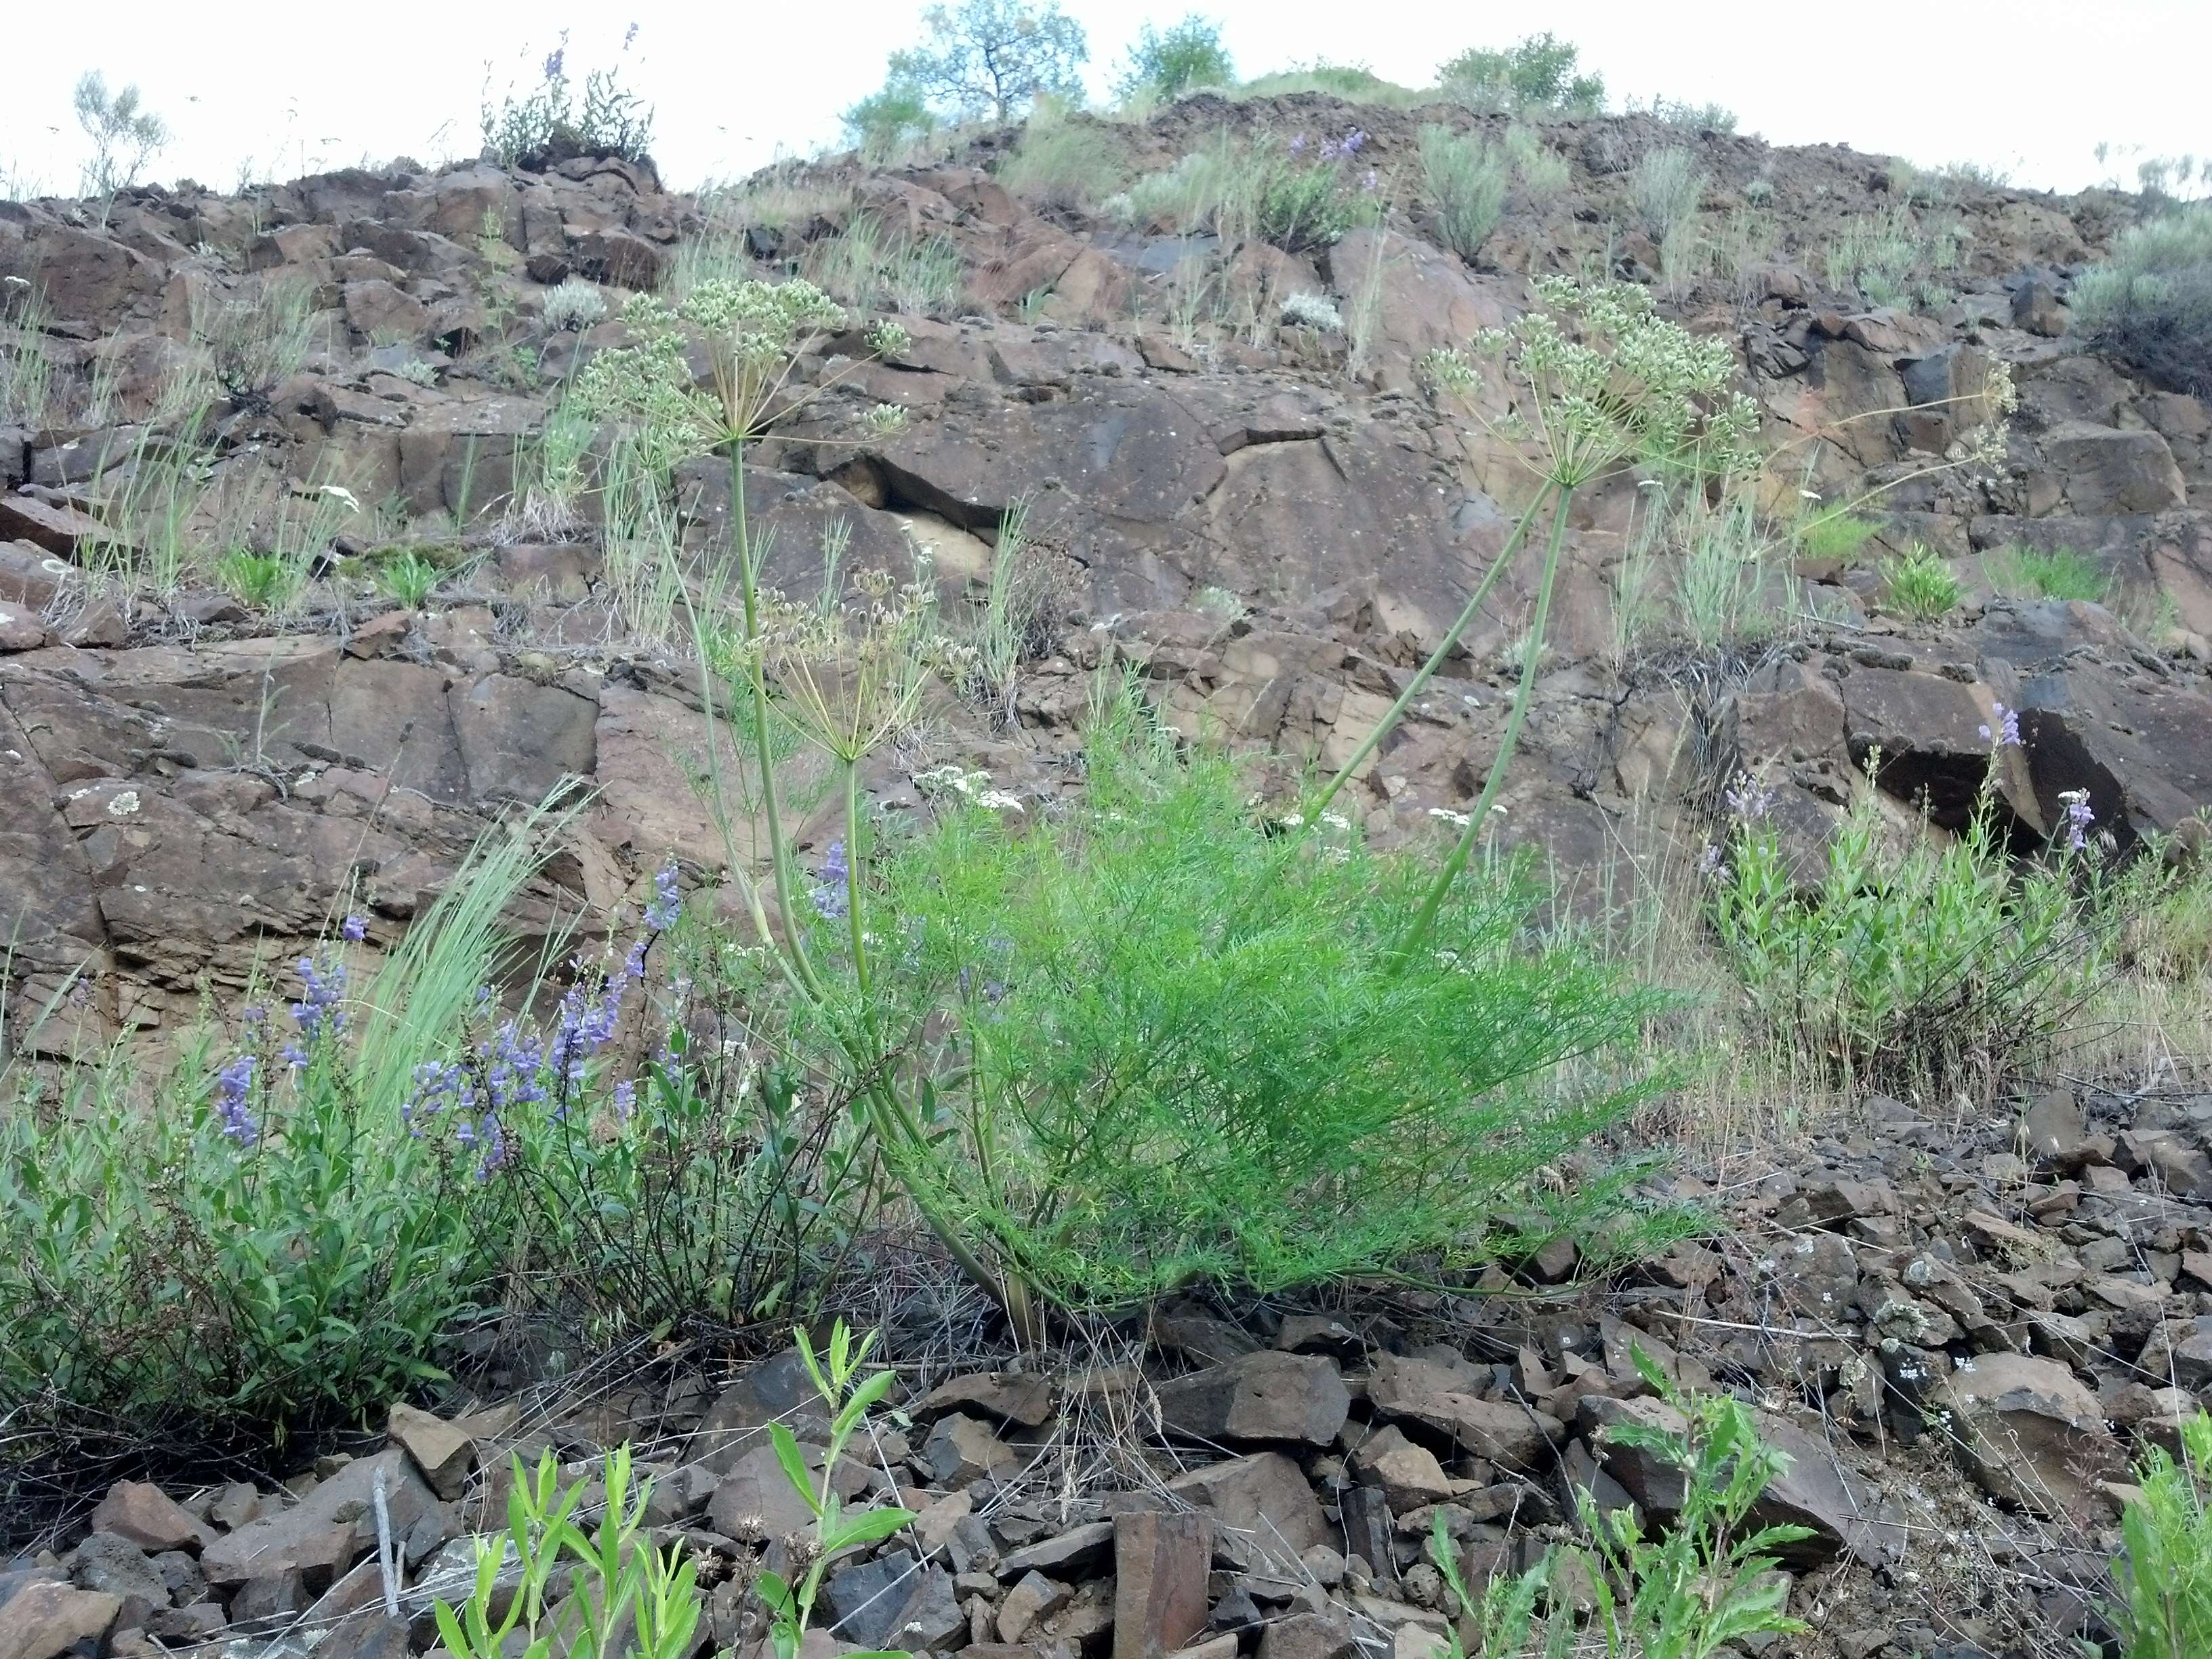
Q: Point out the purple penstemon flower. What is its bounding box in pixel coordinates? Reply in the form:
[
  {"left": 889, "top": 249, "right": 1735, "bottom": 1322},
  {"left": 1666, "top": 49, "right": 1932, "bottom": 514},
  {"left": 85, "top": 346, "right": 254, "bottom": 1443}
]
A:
[
  {"left": 1723, "top": 773, "right": 1777, "bottom": 823},
  {"left": 2058, "top": 790, "right": 2095, "bottom": 853},
  {"left": 810, "top": 839, "right": 851, "bottom": 922},
  {"left": 643, "top": 859, "right": 682, "bottom": 933},
  {"left": 214, "top": 1054, "right": 257, "bottom": 1145},
  {"left": 340, "top": 914, "right": 367, "bottom": 943},
  {"left": 612, "top": 1078, "right": 636, "bottom": 1122},
  {"left": 1978, "top": 701, "right": 2022, "bottom": 748},
  {"left": 285, "top": 951, "right": 348, "bottom": 1064},
  {"left": 543, "top": 46, "right": 566, "bottom": 81},
  {"left": 1340, "top": 128, "right": 1368, "bottom": 155},
  {"left": 1288, "top": 134, "right": 1307, "bottom": 156}
]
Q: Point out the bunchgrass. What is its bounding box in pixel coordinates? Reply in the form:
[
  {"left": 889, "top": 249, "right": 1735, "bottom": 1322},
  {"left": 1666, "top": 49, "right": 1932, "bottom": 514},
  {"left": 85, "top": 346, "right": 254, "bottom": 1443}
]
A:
[
  {"left": 1418, "top": 125, "right": 1508, "bottom": 262},
  {"left": 1881, "top": 544, "right": 1963, "bottom": 618},
  {"left": 1981, "top": 542, "right": 2110, "bottom": 603}
]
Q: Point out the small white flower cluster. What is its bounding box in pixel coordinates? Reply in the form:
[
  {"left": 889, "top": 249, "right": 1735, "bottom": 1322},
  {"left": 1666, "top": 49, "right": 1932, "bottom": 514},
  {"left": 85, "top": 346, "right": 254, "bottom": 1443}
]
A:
[
  {"left": 1281, "top": 291, "right": 1345, "bottom": 333},
  {"left": 916, "top": 765, "right": 1025, "bottom": 813},
  {"left": 542, "top": 276, "right": 608, "bottom": 333}
]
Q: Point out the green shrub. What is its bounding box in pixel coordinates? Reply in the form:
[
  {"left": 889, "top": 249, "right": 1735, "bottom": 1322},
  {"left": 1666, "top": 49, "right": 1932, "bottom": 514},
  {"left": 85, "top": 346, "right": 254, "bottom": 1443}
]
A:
[
  {"left": 875, "top": 692, "right": 1668, "bottom": 1309},
  {"left": 1881, "top": 544, "right": 1963, "bottom": 618},
  {"left": 482, "top": 37, "right": 655, "bottom": 167},
  {"left": 2074, "top": 200, "right": 2212, "bottom": 394},
  {"left": 1631, "top": 146, "right": 1705, "bottom": 248},
  {"left": 1435, "top": 1353, "right": 1809, "bottom": 1658},
  {"left": 842, "top": 80, "right": 937, "bottom": 161},
  {"left": 1982, "top": 542, "right": 2108, "bottom": 603},
  {"left": 885, "top": 0, "right": 1089, "bottom": 123},
  {"left": 1638, "top": 96, "right": 1738, "bottom": 134},
  {"left": 998, "top": 100, "right": 1124, "bottom": 209},
  {"left": 73, "top": 71, "right": 168, "bottom": 224},
  {"left": 1234, "top": 63, "right": 1426, "bottom": 106},
  {"left": 190, "top": 277, "right": 318, "bottom": 409},
  {"left": 2107, "top": 1410, "right": 2212, "bottom": 1659},
  {"left": 1705, "top": 755, "right": 2097, "bottom": 1099},
  {"left": 1115, "top": 15, "right": 1233, "bottom": 102},
  {"left": 1418, "top": 125, "right": 1509, "bottom": 262},
  {"left": 0, "top": 817, "right": 874, "bottom": 1448},
  {"left": 0, "top": 825, "right": 544, "bottom": 1439},
  {"left": 1502, "top": 124, "right": 1570, "bottom": 196},
  {"left": 1438, "top": 33, "right": 1604, "bottom": 115},
  {"left": 1822, "top": 205, "right": 1966, "bottom": 309}
]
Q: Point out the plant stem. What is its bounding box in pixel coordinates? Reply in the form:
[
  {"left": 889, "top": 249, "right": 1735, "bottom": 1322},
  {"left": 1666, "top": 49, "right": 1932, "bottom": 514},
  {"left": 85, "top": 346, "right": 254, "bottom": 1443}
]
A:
[
  {"left": 1307, "top": 483, "right": 1554, "bottom": 823},
  {"left": 1395, "top": 482, "right": 1576, "bottom": 963},
  {"left": 840, "top": 760, "right": 871, "bottom": 998},
  {"left": 728, "top": 439, "right": 816, "bottom": 977}
]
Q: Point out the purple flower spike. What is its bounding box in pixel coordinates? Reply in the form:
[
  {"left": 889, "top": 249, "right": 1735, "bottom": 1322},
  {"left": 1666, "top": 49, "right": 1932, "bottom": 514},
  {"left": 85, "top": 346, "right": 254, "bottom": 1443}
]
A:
[
  {"left": 215, "top": 1054, "right": 257, "bottom": 1145},
  {"left": 543, "top": 47, "right": 566, "bottom": 82},
  {"left": 810, "top": 838, "right": 852, "bottom": 922},
  {"left": 340, "top": 914, "right": 367, "bottom": 942},
  {"left": 644, "top": 859, "right": 682, "bottom": 933},
  {"left": 2060, "top": 790, "right": 2095, "bottom": 853},
  {"left": 288, "top": 951, "right": 348, "bottom": 1057},
  {"left": 1723, "top": 773, "right": 1777, "bottom": 823},
  {"left": 1978, "top": 701, "right": 2022, "bottom": 748},
  {"left": 1288, "top": 134, "right": 1307, "bottom": 156}
]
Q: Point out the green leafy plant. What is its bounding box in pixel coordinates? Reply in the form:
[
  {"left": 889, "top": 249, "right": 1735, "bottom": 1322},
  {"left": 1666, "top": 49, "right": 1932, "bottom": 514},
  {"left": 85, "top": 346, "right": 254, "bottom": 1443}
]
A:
[
  {"left": 842, "top": 81, "right": 938, "bottom": 161},
  {"left": 1631, "top": 146, "right": 1706, "bottom": 280},
  {"left": 191, "top": 278, "right": 319, "bottom": 409},
  {"left": 1982, "top": 543, "right": 2109, "bottom": 603},
  {"left": 756, "top": 1322, "right": 916, "bottom": 1659},
  {"left": 375, "top": 550, "right": 442, "bottom": 607},
  {"left": 1502, "top": 125, "right": 1570, "bottom": 196},
  {"left": 483, "top": 33, "right": 655, "bottom": 167},
  {"left": 2106, "top": 1409, "right": 2212, "bottom": 1658},
  {"left": 1115, "top": 15, "right": 1233, "bottom": 102},
  {"left": 1880, "top": 544, "right": 1963, "bottom": 618},
  {"left": 2074, "top": 199, "right": 2212, "bottom": 394},
  {"left": 883, "top": 0, "right": 1089, "bottom": 124},
  {"left": 1431, "top": 1354, "right": 1809, "bottom": 1658},
  {"left": 1822, "top": 205, "right": 1967, "bottom": 310},
  {"left": 73, "top": 70, "right": 168, "bottom": 224},
  {"left": 1794, "top": 507, "right": 1881, "bottom": 565},
  {"left": 433, "top": 1447, "right": 705, "bottom": 1659},
  {"left": 875, "top": 689, "right": 1671, "bottom": 1311},
  {"left": 1705, "top": 748, "right": 2099, "bottom": 1101},
  {"left": 1438, "top": 33, "right": 1604, "bottom": 115},
  {"left": 1418, "top": 126, "right": 1509, "bottom": 262},
  {"left": 214, "top": 548, "right": 304, "bottom": 612}
]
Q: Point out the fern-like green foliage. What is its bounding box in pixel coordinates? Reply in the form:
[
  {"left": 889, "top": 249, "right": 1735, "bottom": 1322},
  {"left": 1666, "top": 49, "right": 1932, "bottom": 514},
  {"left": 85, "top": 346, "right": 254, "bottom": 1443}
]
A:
[
  {"left": 872, "top": 687, "right": 1667, "bottom": 1309},
  {"left": 2108, "top": 1411, "right": 2212, "bottom": 1659}
]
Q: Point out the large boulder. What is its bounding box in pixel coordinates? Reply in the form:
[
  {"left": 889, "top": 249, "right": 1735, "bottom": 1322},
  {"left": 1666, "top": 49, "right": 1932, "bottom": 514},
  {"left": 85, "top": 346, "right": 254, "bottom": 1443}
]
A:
[
  {"left": 1154, "top": 1351, "right": 1349, "bottom": 1447},
  {"left": 1933, "top": 1353, "right": 2118, "bottom": 1515}
]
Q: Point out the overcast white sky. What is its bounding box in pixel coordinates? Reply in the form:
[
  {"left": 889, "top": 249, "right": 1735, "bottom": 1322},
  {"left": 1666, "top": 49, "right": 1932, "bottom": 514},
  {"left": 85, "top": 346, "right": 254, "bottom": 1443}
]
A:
[{"left": 5, "top": 1, "right": 2206, "bottom": 199}]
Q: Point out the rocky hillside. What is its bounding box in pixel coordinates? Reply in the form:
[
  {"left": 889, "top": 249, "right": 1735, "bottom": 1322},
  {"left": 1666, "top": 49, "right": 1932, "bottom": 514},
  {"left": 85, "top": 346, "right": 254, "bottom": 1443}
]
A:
[
  {"left": 5, "top": 84, "right": 2212, "bottom": 1659},
  {"left": 3, "top": 98, "right": 2211, "bottom": 1052}
]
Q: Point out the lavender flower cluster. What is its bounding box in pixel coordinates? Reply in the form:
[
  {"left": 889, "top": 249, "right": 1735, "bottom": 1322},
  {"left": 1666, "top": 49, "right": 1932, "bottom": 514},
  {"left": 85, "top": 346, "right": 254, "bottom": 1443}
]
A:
[
  {"left": 810, "top": 840, "right": 851, "bottom": 922},
  {"left": 1979, "top": 701, "right": 2022, "bottom": 748},
  {"left": 1288, "top": 129, "right": 1368, "bottom": 162}
]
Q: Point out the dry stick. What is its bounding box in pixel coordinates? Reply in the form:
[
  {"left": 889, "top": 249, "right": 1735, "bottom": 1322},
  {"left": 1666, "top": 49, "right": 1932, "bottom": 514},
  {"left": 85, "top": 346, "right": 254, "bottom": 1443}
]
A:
[{"left": 1397, "top": 483, "right": 1577, "bottom": 964}]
